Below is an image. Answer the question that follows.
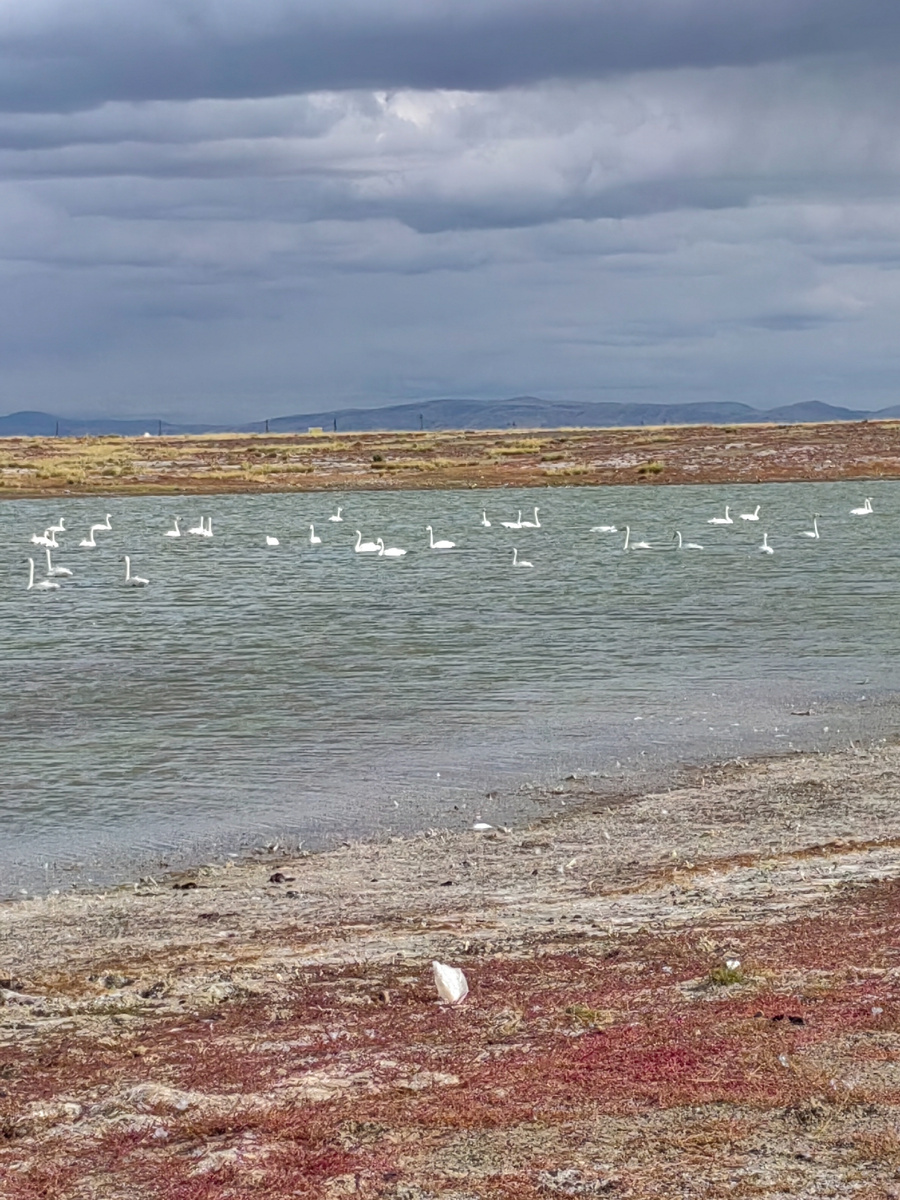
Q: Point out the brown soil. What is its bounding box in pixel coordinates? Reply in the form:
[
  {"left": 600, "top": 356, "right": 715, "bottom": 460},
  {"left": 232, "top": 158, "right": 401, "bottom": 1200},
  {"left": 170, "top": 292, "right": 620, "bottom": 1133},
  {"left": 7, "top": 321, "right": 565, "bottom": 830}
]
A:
[
  {"left": 2, "top": 419, "right": 900, "bottom": 498},
  {"left": 3, "top": 743, "right": 900, "bottom": 1197}
]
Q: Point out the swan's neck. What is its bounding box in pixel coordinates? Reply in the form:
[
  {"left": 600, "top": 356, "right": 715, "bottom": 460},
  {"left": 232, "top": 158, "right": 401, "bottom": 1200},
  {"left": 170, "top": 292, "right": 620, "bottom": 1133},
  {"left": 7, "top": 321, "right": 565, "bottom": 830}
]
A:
[
  {"left": 28, "top": 559, "right": 34, "bottom": 588},
  {"left": 623, "top": 527, "right": 630, "bottom": 550},
  {"left": 124, "top": 557, "right": 131, "bottom": 580},
  {"left": 676, "top": 532, "right": 682, "bottom": 548}
]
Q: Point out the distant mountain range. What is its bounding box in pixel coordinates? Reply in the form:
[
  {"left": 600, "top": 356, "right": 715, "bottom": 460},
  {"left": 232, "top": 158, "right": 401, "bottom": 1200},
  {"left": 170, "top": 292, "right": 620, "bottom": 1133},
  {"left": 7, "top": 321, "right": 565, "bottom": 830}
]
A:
[{"left": 1, "top": 396, "right": 897, "bottom": 438}]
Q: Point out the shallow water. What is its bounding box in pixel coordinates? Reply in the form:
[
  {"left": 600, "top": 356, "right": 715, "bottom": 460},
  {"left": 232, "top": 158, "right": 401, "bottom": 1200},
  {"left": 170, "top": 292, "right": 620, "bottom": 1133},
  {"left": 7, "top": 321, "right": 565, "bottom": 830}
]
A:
[{"left": 1, "top": 481, "right": 897, "bottom": 893}]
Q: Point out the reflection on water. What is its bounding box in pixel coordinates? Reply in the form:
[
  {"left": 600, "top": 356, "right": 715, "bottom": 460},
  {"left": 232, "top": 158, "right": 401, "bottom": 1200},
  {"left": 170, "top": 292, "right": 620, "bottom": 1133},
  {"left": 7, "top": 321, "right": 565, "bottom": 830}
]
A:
[{"left": 1, "top": 481, "right": 897, "bottom": 890}]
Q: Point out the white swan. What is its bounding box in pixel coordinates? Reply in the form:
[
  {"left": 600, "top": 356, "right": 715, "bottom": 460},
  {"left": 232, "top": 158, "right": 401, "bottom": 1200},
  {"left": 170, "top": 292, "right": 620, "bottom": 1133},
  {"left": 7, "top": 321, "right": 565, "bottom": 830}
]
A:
[
  {"left": 265, "top": 535, "right": 280, "bottom": 547},
  {"left": 123, "top": 555, "right": 149, "bottom": 586},
  {"left": 377, "top": 538, "right": 407, "bottom": 558},
  {"left": 309, "top": 524, "right": 322, "bottom": 546},
  {"left": 30, "top": 529, "right": 58, "bottom": 548},
  {"left": 201, "top": 517, "right": 213, "bottom": 538},
  {"left": 740, "top": 505, "right": 760, "bottom": 521},
  {"left": 850, "top": 498, "right": 873, "bottom": 515},
  {"left": 426, "top": 526, "right": 456, "bottom": 550},
  {"left": 48, "top": 517, "right": 66, "bottom": 536},
  {"left": 708, "top": 506, "right": 733, "bottom": 525},
  {"left": 759, "top": 531, "right": 774, "bottom": 555},
  {"left": 512, "top": 547, "right": 533, "bottom": 568},
  {"left": 164, "top": 517, "right": 181, "bottom": 538},
  {"left": 27, "top": 558, "right": 59, "bottom": 590},
  {"left": 500, "top": 511, "right": 523, "bottom": 530},
  {"left": 328, "top": 506, "right": 343, "bottom": 522},
  {"left": 79, "top": 530, "right": 97, "bottom": 548},
  {"left": 45, "top": 548, "right": 73, "bottom": 577},
  {"left": 354, "top": 530, "right": 379, "bottom": 553},
  {"left": 520, "top": 507, "right": 541, "bottom": 529},
  {"left": 623, "top": 526, "right": 650, "bottom": 550},
  {"left": 481, "top": 511, "right": 491, "bottom": 527},
  {"left": 188, "top": 516, "right": 206, "bottom": 535},
  {"left": 97, "top": 513, "right": 112, "bottom": 531},
  {"left": 674, "top": 531, "right": 703, "bottom": 550},
  {"left": 590, "top": 524, "right": 617, "bottom": 533},
  {"left": 801, "top": 516, "right": 820, "bottom": 539}
]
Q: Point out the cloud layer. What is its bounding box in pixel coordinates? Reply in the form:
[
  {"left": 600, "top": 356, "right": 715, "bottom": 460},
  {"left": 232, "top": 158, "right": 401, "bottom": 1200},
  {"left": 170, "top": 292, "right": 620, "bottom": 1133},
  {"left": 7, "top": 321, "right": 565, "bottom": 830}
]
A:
[{"left": 1, "top": 0, "right": 899, "bottom": 420}]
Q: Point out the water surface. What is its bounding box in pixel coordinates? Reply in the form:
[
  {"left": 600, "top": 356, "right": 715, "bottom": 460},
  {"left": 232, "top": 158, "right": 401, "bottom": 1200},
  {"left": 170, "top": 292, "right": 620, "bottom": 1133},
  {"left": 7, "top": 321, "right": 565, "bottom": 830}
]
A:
[{"left": 1, "top": 481, "right": 897, "bottom": 893}]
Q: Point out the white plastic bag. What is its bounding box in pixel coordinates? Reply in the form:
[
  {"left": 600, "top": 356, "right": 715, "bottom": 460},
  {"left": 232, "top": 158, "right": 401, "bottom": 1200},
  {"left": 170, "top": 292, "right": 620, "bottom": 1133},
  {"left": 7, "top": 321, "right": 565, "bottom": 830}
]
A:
[{"left": 432, "top": 960, "right": 469, "bottom": 1005}]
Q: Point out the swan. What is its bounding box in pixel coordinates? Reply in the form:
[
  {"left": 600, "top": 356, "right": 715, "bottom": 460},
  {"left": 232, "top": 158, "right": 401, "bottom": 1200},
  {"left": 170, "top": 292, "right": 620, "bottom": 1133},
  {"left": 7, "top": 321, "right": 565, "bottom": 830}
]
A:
[
  {"left": 188, "top": 516, "right": 206, "bottom": 535},
  {"left": 512, "top": 547, "right": 533, "bottom": 568},
  {"left": 481, "top": 511, "right": 491, "bottom": 527},
  {"left": 47, "top": 517, "right": 66, "bottom": 536},
  {"left": 674, "top": 531, "right": 703, "bottom": 550},
  {"left": 309, "top": 524, "right": 322, "bottom": 546},
  {"left": 27, "top": 558, "right": 59, "bottom": 590},
  {"left": 354, "top": 530, "right": 379, "bottom": 553},
  {"left": 801, "top": 516, "right": 820, "bottom": 539},
  {"left": 164, "top": 517, "right": 181, "bottom": 538},
  {"left": 97, "top": 513, "right": 112, "bottom": 531},
  {"left": 850, "top": 498, "right": 873, "bottom": 515},
  {"left": 79, "top": 530, "right": 97, "bottom": 548},
  {"left": 377, "top": 538, "right": 407, "bottom": 558},
  {"left": 200, "top": 517, "right": 213, "bottom": 538},
  {"left": 708, "top": 506, "right": 733, "bottom": 525},
  {"left": 45, "top": 548, "right": 73, "bottom": 577},
  {"left": 30, "top": 529, "right": 58, "bottom": 548},
  {"left": 759, "top": 532, "right": 774, "bottom": 555},
  {"left": 123, "top": 556, "right": 149, "bottom": 586},
  {"left": 426, "top": 526, "right": 456, "bottom": 550},
  {"left": 740, "top": 505, "right": 760, "bottom": 521},
  {"left": 500, "top": 511, "right": 523, "bottom": 530},
  {"left": 265, "top": 535, "right": 280, "bottom": 547},
  {"left": 520, "top": 507, "right": 541, "bottom": 529},
  {"left": 590, "top": 524, "right": 617, "bottom": 533},
  {"left": 328, "top": 506, "right": 343, "bottom": 522},
  {"left": 622, "top": 526, "right": 650, "bottom": 550}
]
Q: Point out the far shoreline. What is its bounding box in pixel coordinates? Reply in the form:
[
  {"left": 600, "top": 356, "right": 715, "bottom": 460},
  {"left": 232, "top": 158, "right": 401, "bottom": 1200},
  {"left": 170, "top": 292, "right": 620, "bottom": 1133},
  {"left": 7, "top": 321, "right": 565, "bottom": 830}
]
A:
[{"left": 2, "top": 418, "right": 900, "bottom": 499}]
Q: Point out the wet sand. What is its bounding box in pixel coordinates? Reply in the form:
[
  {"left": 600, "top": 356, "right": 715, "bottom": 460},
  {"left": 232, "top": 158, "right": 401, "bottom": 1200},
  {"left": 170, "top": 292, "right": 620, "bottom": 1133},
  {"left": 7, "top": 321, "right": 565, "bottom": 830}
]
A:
[{"left": 2, "top": 741, "right": 900, "bottom": 1197}]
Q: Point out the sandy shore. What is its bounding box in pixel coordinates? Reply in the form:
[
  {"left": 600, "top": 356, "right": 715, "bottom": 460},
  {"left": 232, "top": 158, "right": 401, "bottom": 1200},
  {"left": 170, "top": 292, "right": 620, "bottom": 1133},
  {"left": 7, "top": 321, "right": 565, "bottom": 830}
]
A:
[{"left": 2, "top": 741, "right": 900, "bottom": 1197}]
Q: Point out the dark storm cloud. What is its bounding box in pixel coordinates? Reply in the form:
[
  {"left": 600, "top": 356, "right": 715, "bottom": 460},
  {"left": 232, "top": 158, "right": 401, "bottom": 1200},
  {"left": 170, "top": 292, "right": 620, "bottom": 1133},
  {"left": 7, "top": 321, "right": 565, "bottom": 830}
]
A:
[{"left": 0, "top": 0, "right": 899, "bottom": 112}]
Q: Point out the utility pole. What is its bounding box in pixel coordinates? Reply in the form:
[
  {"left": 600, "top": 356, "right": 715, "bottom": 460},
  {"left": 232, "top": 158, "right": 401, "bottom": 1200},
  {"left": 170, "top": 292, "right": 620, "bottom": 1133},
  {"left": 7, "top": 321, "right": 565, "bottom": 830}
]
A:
[
  {"left": 265, "top": 419, "right": 269, "bottom": 434},
  {"left": 158, "top": 419, "right": 162, "bottom": 436},
  {"left": 55, "top": 421, "right": 59, "bottom": 437},
  {"left": 333, "top": 416, "right": 337, "bottom": 432},
  {"left": 419, "top": 413, "right": 423, "bottom": 431}
]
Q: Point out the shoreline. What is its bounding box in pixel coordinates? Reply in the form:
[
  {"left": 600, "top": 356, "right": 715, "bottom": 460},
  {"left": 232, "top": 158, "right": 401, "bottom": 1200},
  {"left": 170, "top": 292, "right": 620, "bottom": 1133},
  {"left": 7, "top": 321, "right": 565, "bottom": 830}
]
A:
[
  {"left": 3, "top": 419, "right": 900, "bottom": 499},
  {"left": 3, "top": 739, "right": 900, "bottom": 1197}
]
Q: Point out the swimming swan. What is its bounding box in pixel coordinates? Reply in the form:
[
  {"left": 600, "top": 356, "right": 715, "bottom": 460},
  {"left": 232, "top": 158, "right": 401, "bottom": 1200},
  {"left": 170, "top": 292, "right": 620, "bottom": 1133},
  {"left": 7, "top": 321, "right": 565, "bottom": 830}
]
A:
[
  {"left": 708, "top": 506, "right": 733, "bottom": 525},
  {"left": 79, "top": 530, "right": 97, "bottom": 548},
  {"left": 481, "top": 511, "right": 491, "bottom": 527},
  {"left": 309, "top": 524, "right": 322, "bottom": 546},
  {"left": 759, "top": 532, "right": 774, "bottom": 555},
  {"left": 123, "top": 556, "right": 149, "bottom": 586},
  {"left": 801, "top": 516, "right": 820, "bottom": 539},
  {"left": 674, "top": 531, "right": 703, "bottom": 550},
  {"left": 740, "top": 505, "right": 760, "bottom": 521},
  {"left": 850, "top": 498, "right": 873, "bottom": 515},
  {"left": 200, "top": 517, "right": 213, "bottom": 538},
  {"left": 188, "top": 516, "right": 206, "bottom": 535},
  {"left": 512, "top": 547, "right": 533, "bottom": 568},
  {"left": 590, "top": 524, "right": 617, "bottom": 533},
  {"left": 623, "top": 526, "right": 650, "bottom": 550},
  {"left": 377, "top": 538, "right": 407, "bottom": 558},
  {"left": 328, "top": 506, "right": 343, "bottom": 522},
  {"left": 265, "top": 535, "right": 280, "bottom": 547},
  {"left": 30, "top": 529, "right": 58, "bottom": 548},
  {"left": 520, "top": 507, "right": 541, "bottom": 528},
  {"left": 45, "top": 548, "right": 73, "bottom": 577},
  {"left": 426, "top": 526, "right": 455, "bottom": 550},
  {"left": 27, "top": 558, "right": 59, "bottom": 590},
  {"left": 500, "top": 511, "right": 523, "bottom": 530},
  {"left": 354, "top": 530, "right": 379, "bottom": 553},
  {"left": 164, "top": 517, "right": 181, "bottom": 538}
]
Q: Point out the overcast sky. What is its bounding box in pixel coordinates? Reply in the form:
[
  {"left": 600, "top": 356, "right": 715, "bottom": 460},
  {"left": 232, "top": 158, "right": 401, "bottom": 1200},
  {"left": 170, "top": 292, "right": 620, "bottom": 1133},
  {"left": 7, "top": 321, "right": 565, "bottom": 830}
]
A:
[{"left": 2, "top": 0, "right": 900, "bottom": 421}]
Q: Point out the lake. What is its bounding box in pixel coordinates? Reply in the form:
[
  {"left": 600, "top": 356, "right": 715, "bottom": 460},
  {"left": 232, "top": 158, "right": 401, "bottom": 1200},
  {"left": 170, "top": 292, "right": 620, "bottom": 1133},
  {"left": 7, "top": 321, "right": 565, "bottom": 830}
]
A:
[{"left": 1, "top": 480, "right": 896, "bottom": 894}]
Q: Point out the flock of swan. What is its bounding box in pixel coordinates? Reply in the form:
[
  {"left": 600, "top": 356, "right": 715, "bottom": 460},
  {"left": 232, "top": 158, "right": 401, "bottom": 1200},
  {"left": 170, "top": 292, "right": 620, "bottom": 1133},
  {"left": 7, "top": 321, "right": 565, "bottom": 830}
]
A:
[{"left": 20, "top": 494, "right": 876, "bottom": 591}]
